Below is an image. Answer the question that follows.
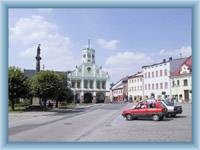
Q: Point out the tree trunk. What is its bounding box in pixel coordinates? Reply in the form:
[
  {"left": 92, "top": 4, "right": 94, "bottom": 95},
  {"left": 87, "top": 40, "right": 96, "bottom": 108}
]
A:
[
  {"left": 11, "top": 99, "right": 15, "bottom": 111},
  {"left": 43, "top": 99, "right": 47, "bottom": 111},
  {"left": 56, "top": 100, "right": 58, "bottom": 108}
]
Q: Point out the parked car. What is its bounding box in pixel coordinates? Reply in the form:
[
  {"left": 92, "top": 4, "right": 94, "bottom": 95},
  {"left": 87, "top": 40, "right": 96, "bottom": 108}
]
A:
[
  {"left": 122, "top": 100, "right": 167, "bottom": 121},
  {"left": 160, "top": 99, "right": 182, "bottom": 117}
]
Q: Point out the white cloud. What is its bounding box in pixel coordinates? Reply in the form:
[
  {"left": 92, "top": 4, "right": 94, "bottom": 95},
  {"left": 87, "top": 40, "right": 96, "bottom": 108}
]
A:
[
  {"left": 105, "top": 51, "right": 153, "bottom": 82},
  {"left": 106, "top": 51, "right": 153, "bottom": 67},
  {"left": 9, "top": 15, "right": 77, "bottom": 71},
  {"left": 159, "top": 46, "right": 192, "bottom": 58},
  {"left": 97, "top": 38, "right": 119, "bottom": 50}
]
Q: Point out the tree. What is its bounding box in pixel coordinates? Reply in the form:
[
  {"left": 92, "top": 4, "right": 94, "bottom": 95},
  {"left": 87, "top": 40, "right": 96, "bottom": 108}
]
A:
[
  {"left": 31, "top": 71, "right": 61, "bottom": 110},
  {"left": 55, "top": 73, "right": 73, "bottom": 107},
  {"left": 9, "top": 67, "right": 30, "bottom": 111}
]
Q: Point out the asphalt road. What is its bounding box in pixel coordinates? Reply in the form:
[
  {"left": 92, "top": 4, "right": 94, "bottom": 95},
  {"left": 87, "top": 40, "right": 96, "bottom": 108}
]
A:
[{"left": 9, "top": 103, "right": 192, "bottom": 142}]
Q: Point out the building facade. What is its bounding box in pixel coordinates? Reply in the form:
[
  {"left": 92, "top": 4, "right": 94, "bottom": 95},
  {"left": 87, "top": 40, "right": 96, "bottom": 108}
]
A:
[
  {"left": 171, "top": 56, "right": 192, "bottom": 103},
  {"left": 128, "top": 72, "right": 143, "bottom": 101},
  {"left": 142, "top": 59, "right": 171, "bottom": 99},
  {"left": 142, "top": 57, "right": 187, "bottom": 99},
  {"left": 110, "top": 77, "right": 128, "bottom": 103},
  {"left": 68, "top": 46, "right": 110, "bottom": 103}
]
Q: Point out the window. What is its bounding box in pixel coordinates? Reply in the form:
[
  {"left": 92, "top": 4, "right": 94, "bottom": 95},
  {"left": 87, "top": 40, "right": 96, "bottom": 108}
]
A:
[
  {"left": 152, "top": 72, "right": 154, "bottom": 78},
  {"left": 145, "top": 84, "right": 147, "bottom": 90},
  {"left": 140, "top": 78, "right": 142, "bottom": 82},
  {"left": 83, "top": 54, "right": 86, "bottom": 58},
  {"left": 72, "top": 81, "right": 75, "bottom": 88},
  {"left": 90, "top": 80, "right": 93, "bottom": 89},
  {"left": 165, "top": 69, "right": 167, "bottom": 76},
  {"left": 172, "top": 80, "right": 175, "bottom": 87},
  {"left": 156, "top": 71, "right": 158, "bottom": 77},
  {"left": 84, "top": 80, "right": 88, "bottom": 89},
  {"left": 165, "top": 82, "right": 168, "bottom": 89},
  {"left": 96, "top": 81, "right": 100, "bottom": 89},
  {"left": 148, "top": 72, "right": 150, "bottom": 78},
  {"left": 160, "top": 83, "right": 163, "bottom": 89},
  {"left": 152, "top": 83, "right": 154, "bottom": 90},
  {"left": 184, "top": 79, "right": 188, "bottom": 86},
  {"left": 148, "top": 84, "right": 151, "bottom": 90},
  {"left": 160, "top": 70, "right": 163, "bottom": 76},
  {"left": 102, "top": 81, "right": 106, "bottom": 89},
  {"left": 77, "top": 81, "right": 81, "bottom": 88},
  {"left": 156, "top": 83, "right": 159, "bottom": 89},
  {"left": 177, "top": 80, "right": 180, "bottom": 86},
  {"left": 145, "top": 73, "right": 147, "bottom": 78}
]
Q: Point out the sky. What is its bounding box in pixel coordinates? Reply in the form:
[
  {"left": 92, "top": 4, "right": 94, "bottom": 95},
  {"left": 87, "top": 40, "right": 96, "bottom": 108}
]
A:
[{"left": 9, "top": 8, "right": 192, "bottom": 83}]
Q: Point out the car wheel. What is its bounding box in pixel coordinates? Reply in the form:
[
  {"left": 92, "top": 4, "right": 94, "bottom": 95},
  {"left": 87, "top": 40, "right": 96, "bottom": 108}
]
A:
[
  {"left": 126, "top": 114, "right": 133, "bottom": 121},
  {"left": 171, "top": 114, "right": 176, "bottom": 117},
  {"left": 152, "top": 115, "right": 160, "bottom": 121}
]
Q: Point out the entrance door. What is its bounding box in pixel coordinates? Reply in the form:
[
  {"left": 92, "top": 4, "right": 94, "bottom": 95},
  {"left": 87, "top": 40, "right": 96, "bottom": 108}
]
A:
[
  {"left": 96, "top": 92, "right": 105, "bottom": 103},
  {"left": 184, "top": 90, "right": 189, "bottom": 102},
  {"left": 84, "top": 93, "right": 93, "bottom": 103}
]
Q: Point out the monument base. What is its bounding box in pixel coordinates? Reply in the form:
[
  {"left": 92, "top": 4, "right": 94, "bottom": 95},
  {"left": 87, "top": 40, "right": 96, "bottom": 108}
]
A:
[{"left": 26, "top": 97, "right": 43, "bottom": 111}]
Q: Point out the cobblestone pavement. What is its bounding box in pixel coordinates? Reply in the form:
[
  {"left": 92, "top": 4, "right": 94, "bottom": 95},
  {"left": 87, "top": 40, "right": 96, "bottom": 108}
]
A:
[{"left": 9, "top": 103, "right": 191, "bottom": 142}]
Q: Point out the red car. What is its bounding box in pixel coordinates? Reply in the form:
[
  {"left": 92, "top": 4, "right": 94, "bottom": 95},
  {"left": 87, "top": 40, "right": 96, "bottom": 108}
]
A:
[{"left": 122, "top": 101, "right": 167, "bottom": 121}]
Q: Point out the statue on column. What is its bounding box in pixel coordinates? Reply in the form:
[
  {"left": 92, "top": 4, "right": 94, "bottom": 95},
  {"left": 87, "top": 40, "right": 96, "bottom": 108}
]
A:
[{"left": 35, "top": 44, "right": 42, "bottom": 72}]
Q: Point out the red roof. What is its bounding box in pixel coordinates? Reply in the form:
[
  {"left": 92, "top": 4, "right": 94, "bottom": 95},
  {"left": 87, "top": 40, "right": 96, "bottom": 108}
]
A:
[{"left": 171, "top": 56, "right": 192, "bottom": 76}]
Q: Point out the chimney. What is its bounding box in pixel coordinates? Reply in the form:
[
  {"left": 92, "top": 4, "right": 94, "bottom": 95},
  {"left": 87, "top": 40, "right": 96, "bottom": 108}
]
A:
[
  {"left": 169, "top": 57, "right": 172, "bottom": 61},
  {"left": 163, "top": 59, "right": 166, "bottom": 63}
]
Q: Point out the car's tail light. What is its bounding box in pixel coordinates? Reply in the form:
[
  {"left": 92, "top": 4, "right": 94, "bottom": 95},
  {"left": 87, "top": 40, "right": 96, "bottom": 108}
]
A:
[{"left": 162, "top": 108, "right": 167, "bottom": 112}]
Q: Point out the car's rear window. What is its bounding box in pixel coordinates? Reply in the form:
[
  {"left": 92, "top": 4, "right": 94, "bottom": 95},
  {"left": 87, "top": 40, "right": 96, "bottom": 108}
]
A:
[{"left": 158, "top": 102, "right": 165, "bottom": 108}]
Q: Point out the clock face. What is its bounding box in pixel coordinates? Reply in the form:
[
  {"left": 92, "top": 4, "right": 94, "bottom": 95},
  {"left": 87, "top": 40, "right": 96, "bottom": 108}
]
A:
[{"left": 87, "top": 67, "right": 91, "bottom": 72}]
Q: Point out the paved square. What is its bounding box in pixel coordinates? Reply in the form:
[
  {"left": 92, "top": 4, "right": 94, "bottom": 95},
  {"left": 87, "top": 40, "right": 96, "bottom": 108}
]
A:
[{"left": 9, "top": 103, "right": 191, "bottom": 142}]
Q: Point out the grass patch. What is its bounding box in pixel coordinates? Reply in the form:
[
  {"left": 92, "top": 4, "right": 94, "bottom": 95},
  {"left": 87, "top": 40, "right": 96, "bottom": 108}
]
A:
[
  {"left": 58, "top": 103, "right": 76, "bottom": 109},
  {"left": 9, "top": 106, "right": 27, "bottom": 112}
]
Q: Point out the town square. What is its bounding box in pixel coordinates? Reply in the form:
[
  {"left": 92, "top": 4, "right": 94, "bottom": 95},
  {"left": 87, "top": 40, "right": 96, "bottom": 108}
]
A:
[{"left": 8, "top": 8, "right": 192, "bottom": 142}]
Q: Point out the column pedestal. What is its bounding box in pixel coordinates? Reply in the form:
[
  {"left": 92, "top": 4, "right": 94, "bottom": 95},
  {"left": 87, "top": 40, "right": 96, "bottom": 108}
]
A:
[
  {"left": 92, "top": 96, "right": 96, "bottom": 104},
  {"left": 80, "top": 96, "right": 84, "bottom": 103}
]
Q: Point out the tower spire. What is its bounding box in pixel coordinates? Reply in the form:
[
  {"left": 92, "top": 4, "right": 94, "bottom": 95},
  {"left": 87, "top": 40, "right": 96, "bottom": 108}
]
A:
[{"left": 88, "top": 39, "right": 90, "bottom": 49}]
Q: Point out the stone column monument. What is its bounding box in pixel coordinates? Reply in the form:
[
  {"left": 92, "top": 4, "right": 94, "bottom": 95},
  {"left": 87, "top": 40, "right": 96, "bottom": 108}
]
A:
[{"left": 31, "top": 44, "right": 42, "bottom": 109}]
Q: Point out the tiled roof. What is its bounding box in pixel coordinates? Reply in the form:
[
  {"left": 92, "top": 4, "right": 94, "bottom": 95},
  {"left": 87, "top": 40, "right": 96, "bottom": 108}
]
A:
[
  {"left": 170, "top": 57, "right": 188, "bottom": 75},
  {"left": 24, "top": 69, "right": 67, "bottom": 78},
  {"left": 171, "top": 56, "right": 192, "bottom": 76},
  {"left": 128, "top": 71, "right": 142, "bottom": 79}
]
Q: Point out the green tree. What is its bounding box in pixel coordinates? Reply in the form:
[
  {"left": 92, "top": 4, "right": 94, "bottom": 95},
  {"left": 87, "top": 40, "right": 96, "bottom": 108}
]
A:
[
  {"left": 55, "top": 73, "right": 73, "bottom": 107},
  {"left": 9, "top": 67, "right": 30, "bottom": 111},
  {"left": 31, "top": 71, "right": 60, "bottom": 110}
]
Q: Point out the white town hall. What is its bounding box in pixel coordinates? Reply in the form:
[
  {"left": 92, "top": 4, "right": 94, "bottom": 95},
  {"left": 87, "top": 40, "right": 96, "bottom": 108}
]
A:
[{"left": 68, "top": 41, "right": 110, "bottom": 103}]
